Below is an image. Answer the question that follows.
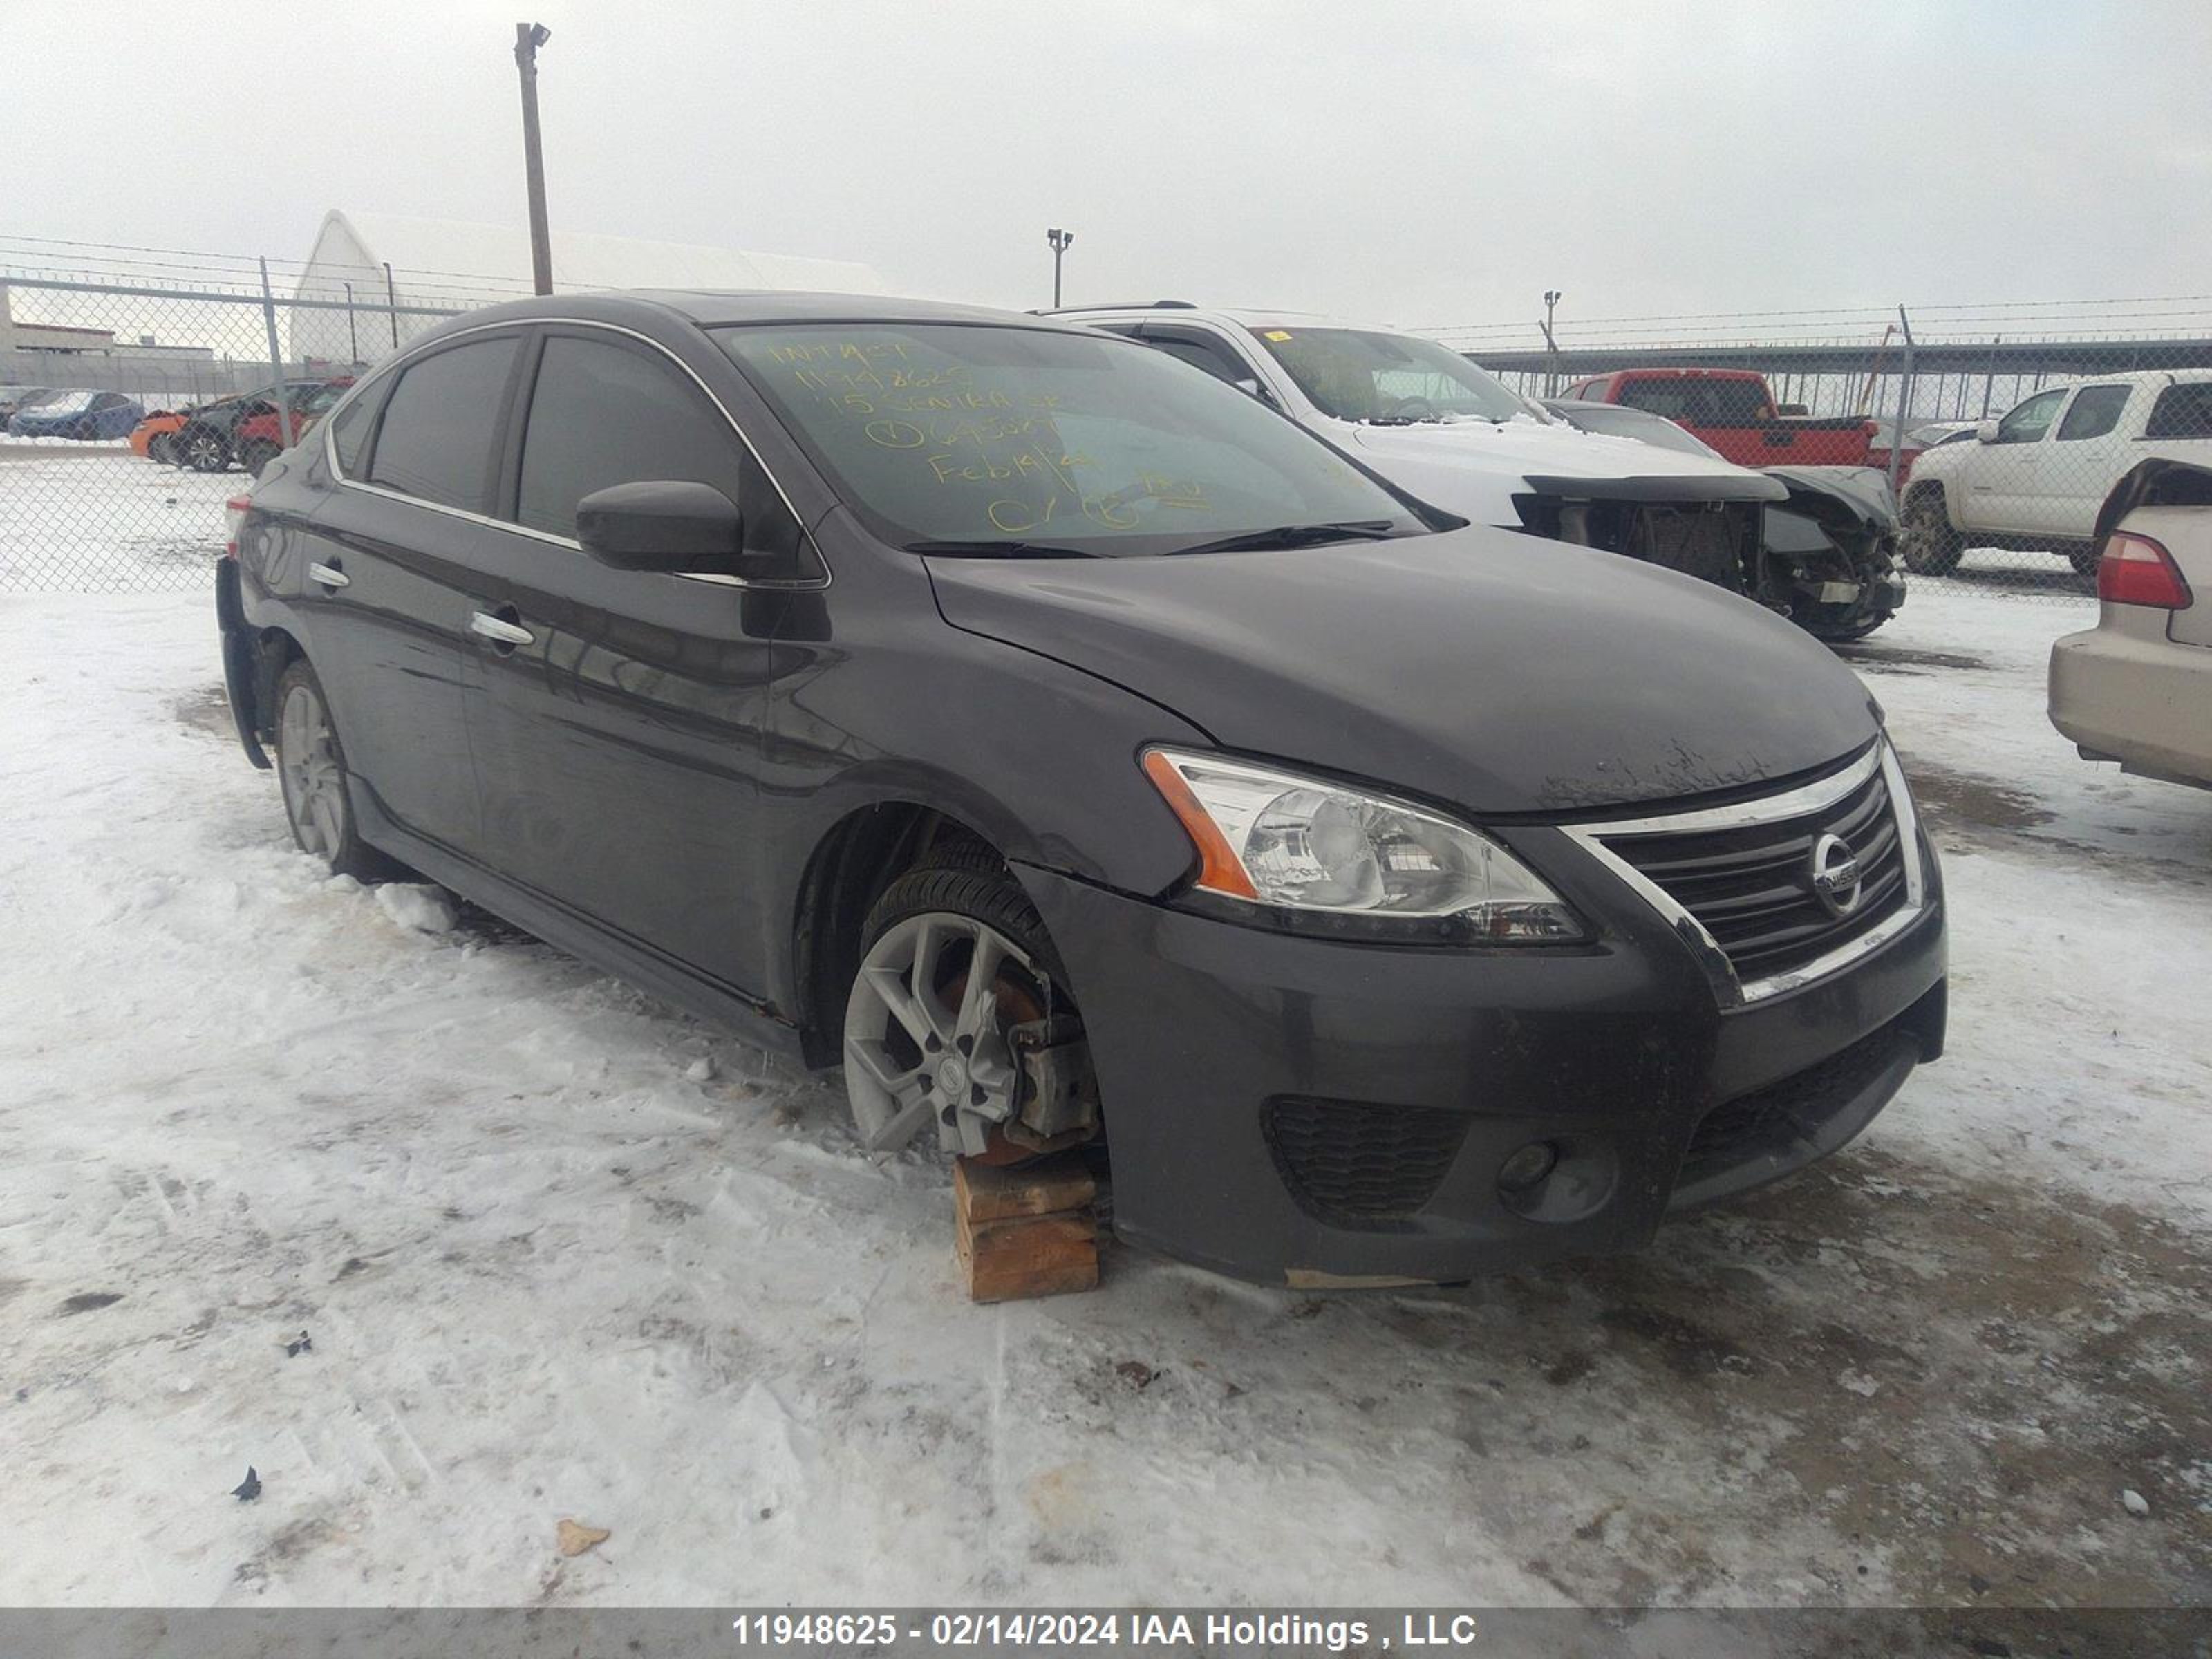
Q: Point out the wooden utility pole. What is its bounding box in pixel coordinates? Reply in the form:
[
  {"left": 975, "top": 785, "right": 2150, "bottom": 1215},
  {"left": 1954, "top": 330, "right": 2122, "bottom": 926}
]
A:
[{"left": 514, "top": 23, "right": 554, "bottom": 296}]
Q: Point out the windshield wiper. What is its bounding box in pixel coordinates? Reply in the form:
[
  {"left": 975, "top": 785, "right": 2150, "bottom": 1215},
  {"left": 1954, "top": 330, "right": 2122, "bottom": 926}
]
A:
[
  {"left": 1168, "top": 521, "right": 1401, "bottom": 556},
  {"left": 905, "top": 538, "right": 1098, "bottom": 559}
]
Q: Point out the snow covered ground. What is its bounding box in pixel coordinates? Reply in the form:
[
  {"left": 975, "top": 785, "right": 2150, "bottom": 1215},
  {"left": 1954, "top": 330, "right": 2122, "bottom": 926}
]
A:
[
  {"left": 1, "top": 444, "right": 236, "bottom": 591},
  {"left": 2, "top": 540, "right": 2208, "bottom": 1608}
]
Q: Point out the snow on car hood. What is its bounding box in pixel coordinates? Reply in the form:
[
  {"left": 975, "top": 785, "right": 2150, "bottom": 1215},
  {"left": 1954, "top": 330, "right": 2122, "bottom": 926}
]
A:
[
  {"left": 1327, "top": 415, "right": 1781, "bottom": 525},
  {"left": 1341, "top": 415, "right": 1771, "bottom": 485}
]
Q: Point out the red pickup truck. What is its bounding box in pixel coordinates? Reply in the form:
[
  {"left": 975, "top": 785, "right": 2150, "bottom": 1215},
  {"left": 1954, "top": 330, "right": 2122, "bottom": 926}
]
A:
[{"left": 1560, "top": 368, "right": 1876, "bottom": 469}]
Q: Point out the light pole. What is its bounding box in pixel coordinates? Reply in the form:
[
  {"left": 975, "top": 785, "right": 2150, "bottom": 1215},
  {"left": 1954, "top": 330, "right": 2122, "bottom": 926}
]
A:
[
  {"left": 514, "top": 22, "right": 554, "bottom": 296},
  {"left": 1046, "top": 227, "right": 1075, "bottom": 308},
  {"left": 1541, "top": 289, "right": 1563, "bottom": 393}
]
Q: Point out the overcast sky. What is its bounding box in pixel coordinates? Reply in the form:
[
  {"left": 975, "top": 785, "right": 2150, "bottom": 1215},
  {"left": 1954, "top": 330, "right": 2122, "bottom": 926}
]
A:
[{"left": 14, "top": 1, "right": 2211, "bottom": 340}]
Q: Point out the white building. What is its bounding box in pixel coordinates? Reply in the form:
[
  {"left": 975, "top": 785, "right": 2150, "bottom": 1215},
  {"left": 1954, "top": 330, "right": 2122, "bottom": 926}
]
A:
[{"left": 290, "top": 209, "right": 890, "bottom": 366}]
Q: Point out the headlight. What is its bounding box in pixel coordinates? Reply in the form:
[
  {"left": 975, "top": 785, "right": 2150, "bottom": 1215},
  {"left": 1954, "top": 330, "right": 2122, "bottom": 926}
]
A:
[{"left": 1141, "top": 749, "right": 1584, "bottom": 942}]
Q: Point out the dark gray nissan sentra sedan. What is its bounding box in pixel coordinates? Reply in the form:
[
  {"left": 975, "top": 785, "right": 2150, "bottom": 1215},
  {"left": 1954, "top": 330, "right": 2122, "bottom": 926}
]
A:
[{"left": 218, "top": 290, "right": 1946, "bottom": 1288}]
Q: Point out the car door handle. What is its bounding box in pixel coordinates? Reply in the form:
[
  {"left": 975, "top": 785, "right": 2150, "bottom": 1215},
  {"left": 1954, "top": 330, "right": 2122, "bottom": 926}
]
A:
[
  {"left": 469, "top": 609, "right": 534, "bottom": 648},
  {"left": 308, "top": 561, "right": 348, "bottom": 589}
]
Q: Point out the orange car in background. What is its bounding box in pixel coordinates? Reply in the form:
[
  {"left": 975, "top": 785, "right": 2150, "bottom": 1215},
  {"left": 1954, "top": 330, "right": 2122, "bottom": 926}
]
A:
[
  {"left": 129, "top": 402, "right": 216, "bottom": 465},
  {"left": 132, "top": 379, "right": 353, "bottom": 470}
]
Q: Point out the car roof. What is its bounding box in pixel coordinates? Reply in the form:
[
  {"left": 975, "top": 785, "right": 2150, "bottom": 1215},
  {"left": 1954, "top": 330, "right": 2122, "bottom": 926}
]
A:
[
  {"left": 2031, "top": 368, "right": 2212, "bottom": 389},
  {"left": 427, "top": 288, "right": 1104, "bottom": 335},
  {"left": 1046, "top": 302, "right": 1362, "bottom": 330}
]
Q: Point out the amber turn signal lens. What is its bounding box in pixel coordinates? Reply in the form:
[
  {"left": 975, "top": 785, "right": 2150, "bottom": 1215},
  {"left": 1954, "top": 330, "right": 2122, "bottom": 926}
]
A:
[{"left": 1141, "top": 749, "right": 1259, "bottom": 900}]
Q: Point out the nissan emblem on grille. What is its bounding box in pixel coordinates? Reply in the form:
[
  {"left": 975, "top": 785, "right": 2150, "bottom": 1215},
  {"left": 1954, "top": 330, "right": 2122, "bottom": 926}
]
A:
[{"left": 1809, "top": 832, "right": 1864, "bottom": 918}]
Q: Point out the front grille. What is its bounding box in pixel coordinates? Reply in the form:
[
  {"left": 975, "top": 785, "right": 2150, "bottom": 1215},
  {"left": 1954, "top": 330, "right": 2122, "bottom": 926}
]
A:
[
  {"left": 1599, "top": 758, "right": 1911, "bottom": 986},
  {"left": 1262, "top": 1097, "right": 1470, "bottom": 1226},
  {"left": 1680, "top": 1022, "right": 1911, "bottom": 1187}
]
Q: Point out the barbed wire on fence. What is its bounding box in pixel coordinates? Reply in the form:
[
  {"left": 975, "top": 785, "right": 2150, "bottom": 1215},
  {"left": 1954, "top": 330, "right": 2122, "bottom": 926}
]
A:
[{"left": 2, "top": 259, "right": 2204, "bottom": 601}]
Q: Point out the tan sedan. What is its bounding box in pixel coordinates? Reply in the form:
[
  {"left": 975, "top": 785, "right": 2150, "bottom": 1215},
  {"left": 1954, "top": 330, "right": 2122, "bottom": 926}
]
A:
[{"left": 2050, "top": 461, "right": 2212, "bottom": 791}]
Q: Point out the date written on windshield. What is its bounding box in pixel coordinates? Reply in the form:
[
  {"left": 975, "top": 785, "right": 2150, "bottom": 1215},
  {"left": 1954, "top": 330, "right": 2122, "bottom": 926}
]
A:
[{"left": 984, "top": 474, "right": 1213, "bottom": 534}]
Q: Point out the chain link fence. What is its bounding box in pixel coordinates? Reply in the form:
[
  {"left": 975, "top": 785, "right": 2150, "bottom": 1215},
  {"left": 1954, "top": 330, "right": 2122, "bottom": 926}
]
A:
[
  {"left": 1, "top": 267, "right": 467, "bottom": 592},
  {"left": 5, "top": 253, "right": 2209, "bottom": 606},
  {"left": 1444, "top": 297, "right": 2212, "bottom": 605}
]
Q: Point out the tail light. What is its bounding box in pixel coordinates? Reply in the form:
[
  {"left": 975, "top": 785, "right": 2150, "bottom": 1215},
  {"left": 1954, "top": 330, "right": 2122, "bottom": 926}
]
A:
[
  {"left": 223, "top": 494, "right": 252, "bottom": 559},
  {"left": 2097, "top": 531, "right": 2193, "bottom": 610}
]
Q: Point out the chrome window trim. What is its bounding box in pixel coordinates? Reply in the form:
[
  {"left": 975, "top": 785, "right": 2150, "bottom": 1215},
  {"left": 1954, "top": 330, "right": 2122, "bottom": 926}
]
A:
[
  {"left": 1560, "top": 740, "right": 1928, "bottom": 1009},
  {"left": 322, "top": 315, "right": 831, "bottom": 591}
]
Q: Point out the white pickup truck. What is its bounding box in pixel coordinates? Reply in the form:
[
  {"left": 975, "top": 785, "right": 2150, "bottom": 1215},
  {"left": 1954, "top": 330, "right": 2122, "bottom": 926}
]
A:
[{"left": 1900, "top": 370, "right": 2212, "bottom": 576}]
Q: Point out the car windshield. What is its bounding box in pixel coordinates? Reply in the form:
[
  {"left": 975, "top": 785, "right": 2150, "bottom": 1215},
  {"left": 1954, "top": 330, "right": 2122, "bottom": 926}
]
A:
[
  {"left": 30, "top": 391, "right": 97, "bottom": 415},
  {"left": 714, "top": 321, "right": 1422, "bottom": 554},
  {"left": 1245, "top": 326, "right": 1528, "bottom": 424}
]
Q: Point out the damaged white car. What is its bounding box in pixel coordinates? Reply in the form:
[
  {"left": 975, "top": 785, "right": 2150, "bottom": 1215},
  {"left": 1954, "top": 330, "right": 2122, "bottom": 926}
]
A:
[{"left": 1059, "top": 303, "right": 1894, "bottom": 637}]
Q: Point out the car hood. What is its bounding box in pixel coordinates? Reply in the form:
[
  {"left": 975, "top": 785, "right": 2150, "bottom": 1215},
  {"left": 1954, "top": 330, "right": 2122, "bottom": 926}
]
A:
[
  {"left": 1765, "top": 465, "right": 1897, "bottom": 527},
  {"left": 1339, "top": 416, "right": 1774, "bottom": 489},
  {"left": 924, "top": 526, "right": 1878, "bottom": 815}
]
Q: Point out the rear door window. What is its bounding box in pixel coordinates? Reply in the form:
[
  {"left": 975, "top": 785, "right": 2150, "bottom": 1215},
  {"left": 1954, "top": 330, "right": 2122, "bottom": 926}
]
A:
[
  {"left": 2056, "top": 384, "right": 2130, "bottom": 441},
  {"left": 2145, "top": 382, "right": 2212, "bottom": 440},
  {"left": 326, "top": 379, "right": 388, "bottom": 476},
  {"left": 364, "top": 337, "right": 521, "bottom": 513}
]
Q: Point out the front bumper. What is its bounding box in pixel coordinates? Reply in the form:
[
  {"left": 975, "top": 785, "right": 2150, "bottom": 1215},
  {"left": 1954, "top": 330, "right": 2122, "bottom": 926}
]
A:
[
  {"left": 2050, "top": 624, "right": 2212, "bottom": 791},
  {"left": 1017, "top": 838, "right": 1946, "bottom": 1286}
]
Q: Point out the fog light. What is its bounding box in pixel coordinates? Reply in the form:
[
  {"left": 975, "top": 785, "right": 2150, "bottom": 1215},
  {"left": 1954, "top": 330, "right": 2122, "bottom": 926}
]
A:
[{"left": 1498, "top": 1140, "right": 1559, "bottom": 1192}]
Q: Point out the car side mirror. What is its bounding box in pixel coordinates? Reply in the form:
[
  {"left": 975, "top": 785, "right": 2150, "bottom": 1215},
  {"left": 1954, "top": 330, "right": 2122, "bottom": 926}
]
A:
[
  {"left": 576, "top": 480, "right": 745, "bottom": 574},
  {"left": 1975, "top": 418, "right": 2000, "bottom": 444}
]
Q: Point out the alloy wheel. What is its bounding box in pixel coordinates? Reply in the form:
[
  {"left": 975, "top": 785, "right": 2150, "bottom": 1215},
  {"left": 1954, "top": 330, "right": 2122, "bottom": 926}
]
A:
[
  {"left": 278, "top": 681, "right": 348, "bottom": 859},
  {"left": 842, "top": 912, "right": 1041, "bottom": 1157}
]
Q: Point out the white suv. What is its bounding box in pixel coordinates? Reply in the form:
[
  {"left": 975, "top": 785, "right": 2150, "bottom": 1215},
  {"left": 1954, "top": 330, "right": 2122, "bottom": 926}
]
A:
[
  {"left": 1053, "top": 303, "right": 1782, "bottom": 596},
  {"left": 1901, "top": 371, "right": 2212, "bottom": 577}
]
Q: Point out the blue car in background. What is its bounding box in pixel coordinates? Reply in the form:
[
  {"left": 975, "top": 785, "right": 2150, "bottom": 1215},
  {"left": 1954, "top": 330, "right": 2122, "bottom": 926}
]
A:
[{"left": 8, "top": 389, "right": 146, "bottom": 440}]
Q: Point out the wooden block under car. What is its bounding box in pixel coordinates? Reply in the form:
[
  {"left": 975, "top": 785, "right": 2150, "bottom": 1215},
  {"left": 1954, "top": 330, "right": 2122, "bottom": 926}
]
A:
[
  {"left": 953, "top": 1155, "right": 1097, "bottom": 1223},
  {"left": 953, "top": 1155, "right": 1100, "bottom": 1302}
]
